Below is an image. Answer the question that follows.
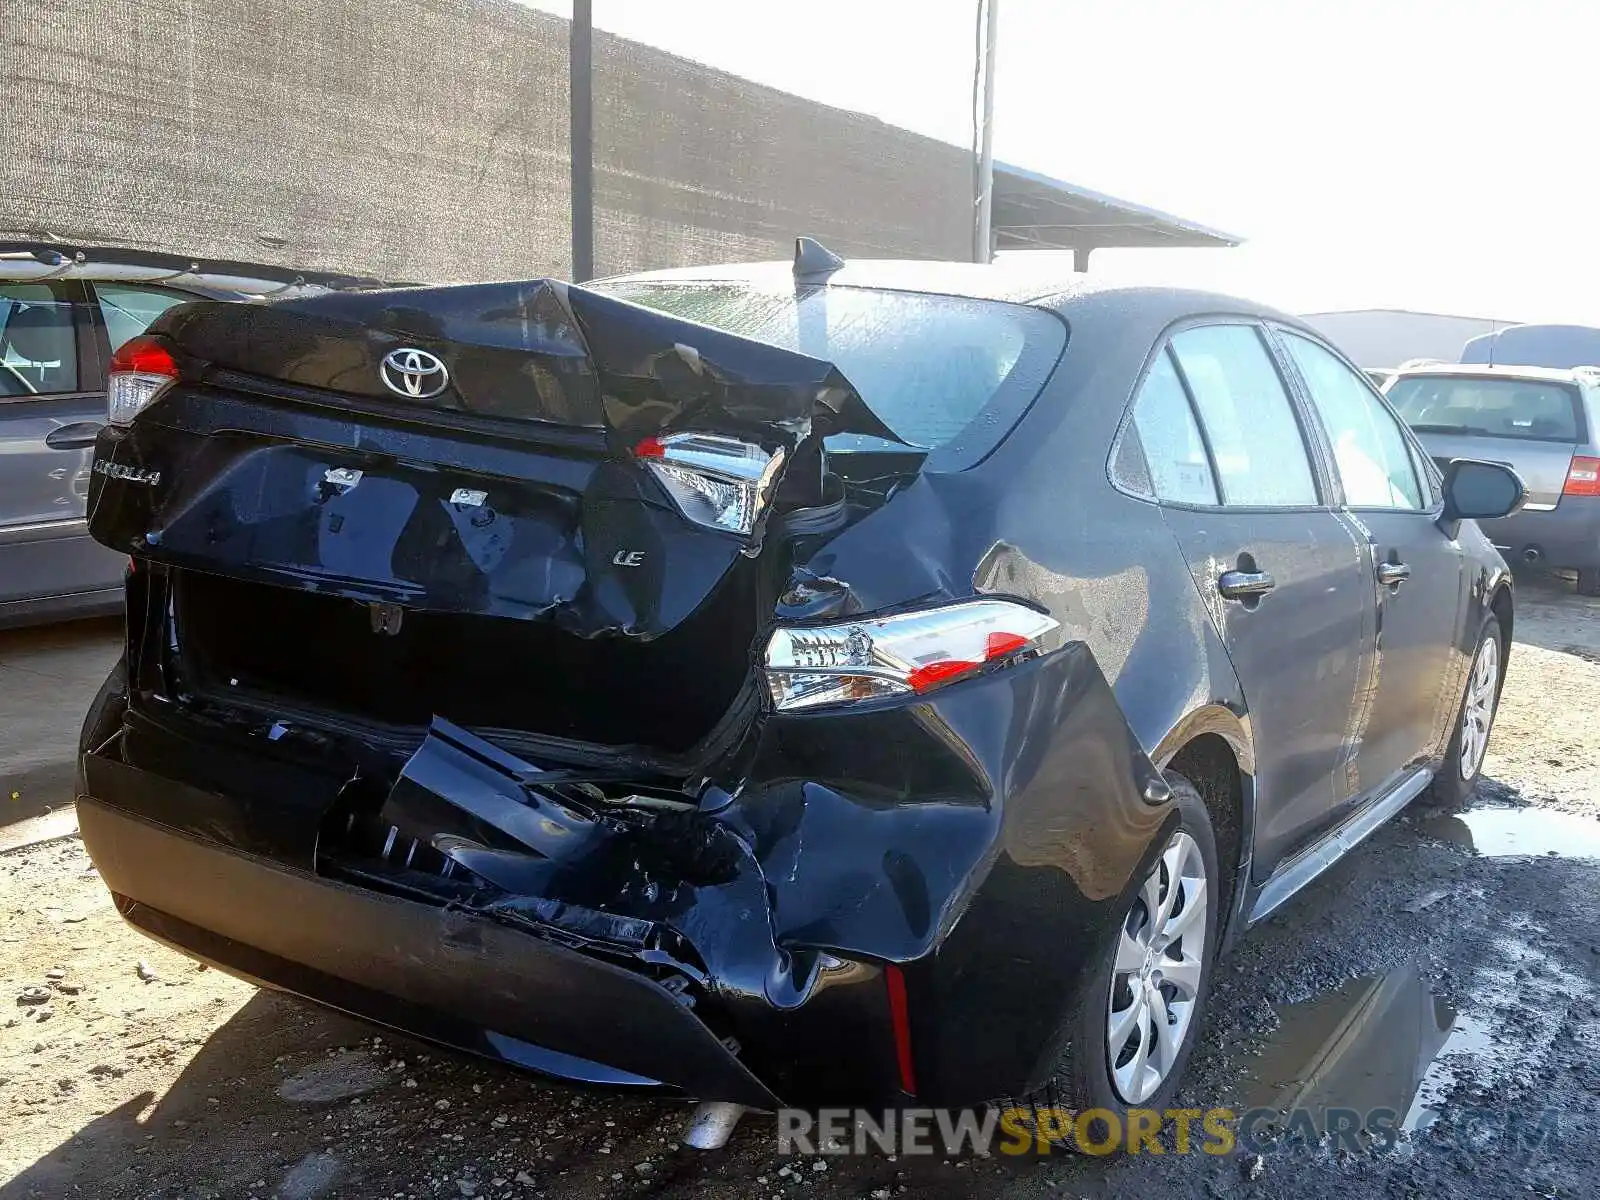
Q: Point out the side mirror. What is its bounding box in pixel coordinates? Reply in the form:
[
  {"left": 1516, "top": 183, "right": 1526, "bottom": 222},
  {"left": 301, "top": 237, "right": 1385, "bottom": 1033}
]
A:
[
  {"left": 1441, "top": 458, "right": 1526, "bottom": 521},
  {"left": 44, "top": 421, "right": 104, "bottom": 451}
]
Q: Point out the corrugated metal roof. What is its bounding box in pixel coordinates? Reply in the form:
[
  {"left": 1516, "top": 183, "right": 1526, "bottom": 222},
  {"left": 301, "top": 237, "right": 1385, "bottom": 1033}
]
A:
[{"left": 992, "top": 162, "right": 1242, "bottom": 252}]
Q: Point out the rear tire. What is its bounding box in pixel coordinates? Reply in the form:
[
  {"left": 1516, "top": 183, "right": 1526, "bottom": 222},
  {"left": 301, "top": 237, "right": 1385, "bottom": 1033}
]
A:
[
  {"left": 1009, "top": 773, "right": 1220, "bottom": 1150},
  {"left": 1424, "top": 613, "right": 1503, "bottom": 808},
  {"left": 1576, "top": 568, "right": 1600, "bottom": 598}
]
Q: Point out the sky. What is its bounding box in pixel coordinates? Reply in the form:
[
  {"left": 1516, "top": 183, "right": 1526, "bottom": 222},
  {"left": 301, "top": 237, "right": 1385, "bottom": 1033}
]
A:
[{"left": 524, "top": 0, "right": 1600, "bottom": 323}]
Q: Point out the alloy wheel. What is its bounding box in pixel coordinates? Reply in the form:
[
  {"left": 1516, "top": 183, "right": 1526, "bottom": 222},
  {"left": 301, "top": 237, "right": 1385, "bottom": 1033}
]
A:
[
  {"left": 1106, "top": 830, "right": 1208, "bottom": 1105},
  {"left": 1458, "top": 634, "right": 1500, "bottom": 781}
]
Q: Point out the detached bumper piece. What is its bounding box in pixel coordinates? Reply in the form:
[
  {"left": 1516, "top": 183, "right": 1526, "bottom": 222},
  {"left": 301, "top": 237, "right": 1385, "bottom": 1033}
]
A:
[{"left": 79, "top": 738, "right": 783, "bottom": 1110}]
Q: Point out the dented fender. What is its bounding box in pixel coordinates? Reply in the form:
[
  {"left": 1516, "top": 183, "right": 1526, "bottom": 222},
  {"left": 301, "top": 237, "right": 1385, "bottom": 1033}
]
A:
[{"left": 728, "top": 641, "right": 1173, "bottom": 1102}]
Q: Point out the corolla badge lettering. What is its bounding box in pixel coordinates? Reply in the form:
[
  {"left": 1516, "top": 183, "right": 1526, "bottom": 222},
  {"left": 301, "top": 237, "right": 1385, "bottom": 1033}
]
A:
[
  {"left": 93, "top": 459, "right": 161, "bottom": 486},
  {"left": 379, "top": 348, "right": 450, "bottom": 399}
]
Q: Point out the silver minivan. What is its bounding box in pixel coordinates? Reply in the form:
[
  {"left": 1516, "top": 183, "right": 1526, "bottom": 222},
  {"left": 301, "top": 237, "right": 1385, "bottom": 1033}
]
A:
[{"left": 1386, "top": 363, "right": 1600, "bottom": 594}]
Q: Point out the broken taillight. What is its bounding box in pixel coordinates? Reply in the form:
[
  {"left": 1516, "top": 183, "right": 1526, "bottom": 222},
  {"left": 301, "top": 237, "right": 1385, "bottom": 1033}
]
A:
[
  {"left": 1564, "top": 454, "right": 1600, "bottom": 497},
  {"left": 763, "top": 599, "right": 1062, "bottom": 712},
  {"left": 107, "top": 335, "right": 180, "bottom": 426},
  {"left": 634, "top": 433, "right": 786, "bottom": 538}
]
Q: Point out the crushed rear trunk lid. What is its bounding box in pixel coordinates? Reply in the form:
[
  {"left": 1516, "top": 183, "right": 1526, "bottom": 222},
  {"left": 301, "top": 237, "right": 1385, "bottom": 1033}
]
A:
[
  {"left": 88, "top": 279, "right": 899, "bottom": 643},
  {"left": 155, "top": 278, "right": 893, "bottom": 446}
]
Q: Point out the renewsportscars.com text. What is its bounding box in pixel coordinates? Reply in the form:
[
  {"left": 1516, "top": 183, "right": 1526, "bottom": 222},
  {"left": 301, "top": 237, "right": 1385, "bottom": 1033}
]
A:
[{"left": 776, "top": 1106, "right": 1562, "bottom": 1157}]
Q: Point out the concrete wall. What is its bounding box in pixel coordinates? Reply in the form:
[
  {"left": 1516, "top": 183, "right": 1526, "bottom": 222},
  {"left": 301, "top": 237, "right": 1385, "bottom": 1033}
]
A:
[
  {"left": 1303, "top": 310, "right": 1513, "bottom": 368},
  {"left": 2, "top": 0, "right": 972, "bottom": 283}
]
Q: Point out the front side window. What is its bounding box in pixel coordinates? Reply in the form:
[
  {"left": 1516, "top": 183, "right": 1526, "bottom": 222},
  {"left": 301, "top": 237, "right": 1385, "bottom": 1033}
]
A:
[
  {"left": 1129, "top": 348, "right": 1219, "bottom": 505},
  {"left": 1282, "top": 332, "right": 1423, "bottom": 510},
  {"left": 0, "top": 283, "right": 79, "bottom": 396},
  {"left": 93, "top": 283, "right": 192, "bottom": 355},
  {"left": 1168, "top": 324, "right": 1319, "bottom": 507}
]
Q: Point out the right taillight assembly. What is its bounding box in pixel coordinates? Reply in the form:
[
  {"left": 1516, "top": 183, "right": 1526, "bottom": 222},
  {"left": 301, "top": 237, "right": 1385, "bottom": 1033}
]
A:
[
  {"left": 764, "top": 599, "right": 1062, "bottom": 712},
  {"left": 634, "top": 433, "right": 787, "bottom": 538},
  {"left": 107, "top": 334, "right": 180, "bottom": 426},
  {"left": 1564, "top": 455, "right": 1600, "bottom": 497}
]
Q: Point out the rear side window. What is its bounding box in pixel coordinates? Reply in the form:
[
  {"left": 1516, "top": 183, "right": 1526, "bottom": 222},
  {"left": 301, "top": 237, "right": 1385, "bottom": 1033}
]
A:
[
  {"left": 1169, "top": 324, "right": 1319, "bottom": 507},
  {"left": 1281, "top": 332, "right": 1423, "bottom": 510},
  {"left": 1129, "top": 349, "right": 1219, "bottom": 505},
  {"left": 597, "top": 281, "right": 1066, "bottom": 462},
  {"left": 94, "top": 283, "right": 192, "bottom": 354},
  {"left": 1387, "top": 375, "right": 1584, "bottom": 443},
  {"left": 0, "top": 283, "right": 79, "bottom": 395}
]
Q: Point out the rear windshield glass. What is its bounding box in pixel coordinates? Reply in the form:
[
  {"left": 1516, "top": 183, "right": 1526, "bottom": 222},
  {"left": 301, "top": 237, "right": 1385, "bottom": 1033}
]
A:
[
  {"left": 1386, "top": 375, "right": 1584, "bottom": 443},
  {"left": 597, "top": 282, "right": 1066, "bottom": 459}
]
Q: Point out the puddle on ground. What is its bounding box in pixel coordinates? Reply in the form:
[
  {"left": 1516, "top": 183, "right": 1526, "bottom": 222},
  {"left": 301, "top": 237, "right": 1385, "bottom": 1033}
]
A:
[
  {"left": 1422, "top": 803, "right": 1600, "bottom": 859},
  {"left": 1234, "top": 964, "right": 1493, "bottom": 1134}
]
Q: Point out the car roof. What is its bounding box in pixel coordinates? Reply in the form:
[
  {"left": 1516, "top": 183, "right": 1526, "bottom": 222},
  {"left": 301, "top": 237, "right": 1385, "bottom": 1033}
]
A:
[
  {"left": 0, "top": 240, "right": 400, "bottom": 300},
  {"left": 1389, "top": 362, "right": 1598, "bottom": 386},
  {"left": 600, "top": 256, "right": 1307, "bottom": 329}
]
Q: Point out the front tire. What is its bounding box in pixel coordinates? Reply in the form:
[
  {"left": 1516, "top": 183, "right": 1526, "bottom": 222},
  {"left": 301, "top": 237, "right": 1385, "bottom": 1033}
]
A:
[
  {"left": 1424, "top": 613, "right": 1503, "bottom": 808},
  {"left": 1577, "top": 568, "right": 1600, "bottom": 598},
  {"left": 1014, "top": 773, "right": 1220, "bottom": 1143}
]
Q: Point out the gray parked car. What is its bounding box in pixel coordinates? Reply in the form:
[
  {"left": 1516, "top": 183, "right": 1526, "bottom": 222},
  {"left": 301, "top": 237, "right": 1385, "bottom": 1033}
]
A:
[
  {"left": 0, "top": 243, "right": 390, "bottom": 628},
  {"left": 1386, "top": 363, "right": 1600, "bottom": 595}
]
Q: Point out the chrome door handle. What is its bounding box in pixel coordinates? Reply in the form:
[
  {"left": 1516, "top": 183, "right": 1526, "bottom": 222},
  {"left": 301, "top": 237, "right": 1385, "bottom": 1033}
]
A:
[
  {"left": 45, "top": 421, "right": 103, "bottom": 451},
  {"left": 1377, "top": 561, "right": 1411, "bottom": 587},
  {"left": 1218, "top": 570, "right": 1276, "bottom": 599}
]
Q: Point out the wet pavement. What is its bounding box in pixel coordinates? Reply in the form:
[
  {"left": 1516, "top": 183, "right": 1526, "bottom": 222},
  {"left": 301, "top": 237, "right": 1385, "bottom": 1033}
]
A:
[
  {"left": 1081, "top": 778, "right": 1600, "bottom": 1199},
  {"left": 1239, "top": 965, "right": 1456, "bottom": 1131},
  {"left": 1240, "top": 962, "right": 1522, "bottom": 1141},
  {"left": 1423, "top": 802, "right": 1600, "bottom": 859}
]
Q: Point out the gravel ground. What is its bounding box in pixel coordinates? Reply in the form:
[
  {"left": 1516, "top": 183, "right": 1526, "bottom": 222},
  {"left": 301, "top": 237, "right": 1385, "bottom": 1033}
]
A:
[{"left": 2, "top": 570, "right": 1598, "bottom": 1199}]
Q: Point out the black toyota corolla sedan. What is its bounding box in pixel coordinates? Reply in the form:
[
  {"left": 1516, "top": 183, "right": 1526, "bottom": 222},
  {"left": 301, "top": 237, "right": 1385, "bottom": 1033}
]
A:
[{"left": 73, "top": 244, "right": 1521, "bottom": 1124}]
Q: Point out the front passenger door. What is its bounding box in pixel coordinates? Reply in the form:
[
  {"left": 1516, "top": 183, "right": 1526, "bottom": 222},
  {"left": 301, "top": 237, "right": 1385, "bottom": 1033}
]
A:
[
  {"left": 1273, "top": 329, "right": 1465, "bottom": 800},
  {"left": 1136, "top": 322, "right": 1373, "bottom": 878}
]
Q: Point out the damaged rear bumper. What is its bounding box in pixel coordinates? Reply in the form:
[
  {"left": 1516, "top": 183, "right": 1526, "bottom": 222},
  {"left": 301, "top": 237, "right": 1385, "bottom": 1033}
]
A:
[
  {"left": 78, "top": 639, "right": 1174, "bottom": 1110},
  {"left": 78, "top": 775, "right": 783, "bottom": 1110}
]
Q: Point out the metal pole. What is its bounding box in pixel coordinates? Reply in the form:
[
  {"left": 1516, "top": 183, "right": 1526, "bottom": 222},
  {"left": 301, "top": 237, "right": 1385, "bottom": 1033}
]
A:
[
  {"left": 972, "top": 0, "right": 1000, "bottom": 263},
  {"left": 570, "top": 0, "right": 594, "bottom": 282}
]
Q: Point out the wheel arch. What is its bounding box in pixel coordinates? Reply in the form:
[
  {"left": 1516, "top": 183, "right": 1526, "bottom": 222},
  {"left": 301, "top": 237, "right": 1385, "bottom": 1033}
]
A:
[
  {"left": 1150, "top": 705, "right": 1255, "bottom": 945},
  {"left": 1488, "top": 579, "right": 1513, "bottom": 654}
]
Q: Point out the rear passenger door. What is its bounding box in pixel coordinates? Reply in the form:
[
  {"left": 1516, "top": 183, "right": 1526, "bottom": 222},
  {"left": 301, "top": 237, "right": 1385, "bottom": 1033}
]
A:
[
  {"left": 0, "top": 282, "right": 105, "bottom": 530},
  {"left": 0, "top": 280, "right": 114, "bottom": 605},
  {"left": 0, "top": 280, "right": 193, "bottom": 610},
  {"left": 1272, "top": 329, "right": 1465, "bottom": 799},
  {"left": 1132, "top": 321, "right": 1373, "bottom": 878}
]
